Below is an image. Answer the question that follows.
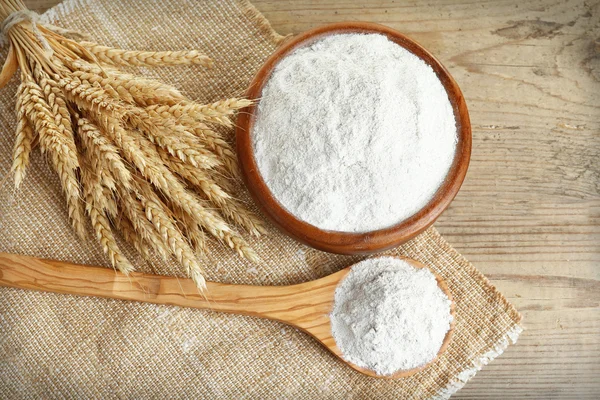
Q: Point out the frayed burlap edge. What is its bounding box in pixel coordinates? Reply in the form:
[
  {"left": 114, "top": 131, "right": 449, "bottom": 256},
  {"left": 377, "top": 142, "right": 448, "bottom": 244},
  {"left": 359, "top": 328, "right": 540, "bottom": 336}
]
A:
[
  {"left": 423, "top": 228, "right": 524, "bottom": 399},
  {"left": 428, "top": 228, "right": 523, "bottom": 325},
  {"left": 432, "top": 324, "right": 523, "bottom": 399},
  {"left": 239, "top": 0, "right": 288, "bottom": 44}
]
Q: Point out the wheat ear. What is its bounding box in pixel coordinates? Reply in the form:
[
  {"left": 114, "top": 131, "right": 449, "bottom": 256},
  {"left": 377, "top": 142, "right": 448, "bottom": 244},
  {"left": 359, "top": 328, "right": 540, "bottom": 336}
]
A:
[
  {"left": 93, "top": 117, "right": 234, "bottom": 242},
  {"left": 3, "top": 8, "right": 263, "bottom": 287},
  {"left": 113, "top": 213, "right": 151, "bottom": 260},
  {"left": 58, "top": 73, "right": 128, "bottom": 116},
  {"left": 128, "top": 109, "right": 223, "bottom": 169},
  {"left": 146, "top": 106, "right": 240, "bottom": 179},
  {"left": 79, "top": 42, "right": 213, "bottom": 68},
  {"left": 186, "top": 124, "right": 241, "bottom": 179},
  {"left": 75, "top": 114, "right": 132, "bottom": 190},
  {"left": 67, "top": 60, "right": 185, "bottom": 106},
  {"left": 21, "top": 74, "right": 87, "bottom": 239},
  {"left": 80, "top": 156, "right": 134, "bottom": 274},
  {"left": 223, "top": 233, "right": 260, "bottom": 263},
  {"left": 12, "top": 82, "right": 36, "bottom": 189},
  {"left": 132, "top": 175, "right": 205, "bottom": 289},
  {"left": 33, "top": 65, "right": 73, "bottom": 136},
  {"left": 117, "top": 184, "right": 171, "bottom": 262},
  {"left": 147, "top": 98, "right": 252, "bottom": 127},
  {"left": 170, "top": 205, "right": 207, "bottom": 253},
  {"left": 161, "top": 149, "right": 264, "bottom": 236}
]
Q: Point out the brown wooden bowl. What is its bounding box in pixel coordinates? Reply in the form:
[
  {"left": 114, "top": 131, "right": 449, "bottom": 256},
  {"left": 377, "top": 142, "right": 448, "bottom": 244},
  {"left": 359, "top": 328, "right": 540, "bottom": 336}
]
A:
[{"left": 236, "top": 22, "right": 471, "bottom": 254}]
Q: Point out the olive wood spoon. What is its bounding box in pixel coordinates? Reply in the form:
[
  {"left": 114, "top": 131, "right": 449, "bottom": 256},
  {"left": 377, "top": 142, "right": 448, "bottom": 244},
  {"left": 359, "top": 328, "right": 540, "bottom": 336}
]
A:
[{"left": 0, "top": 252, "right": 454, "bottom": 378}]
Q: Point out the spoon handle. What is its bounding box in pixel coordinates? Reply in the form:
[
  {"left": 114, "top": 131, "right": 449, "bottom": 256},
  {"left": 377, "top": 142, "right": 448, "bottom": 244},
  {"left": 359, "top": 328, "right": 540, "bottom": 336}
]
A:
[{"left": 0, "top": 252, "right": 342, "bottom": 326}]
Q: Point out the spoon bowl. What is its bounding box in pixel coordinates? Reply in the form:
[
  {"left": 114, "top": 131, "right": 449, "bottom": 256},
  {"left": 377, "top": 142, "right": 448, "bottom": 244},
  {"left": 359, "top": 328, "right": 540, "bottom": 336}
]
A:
[{"left": 0, "top": 252, "right": 454, "bottom": 378}]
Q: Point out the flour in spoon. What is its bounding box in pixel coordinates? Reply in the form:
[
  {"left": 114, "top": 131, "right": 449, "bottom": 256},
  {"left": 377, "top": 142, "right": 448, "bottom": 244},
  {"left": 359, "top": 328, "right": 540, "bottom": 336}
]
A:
[
  {"left": 252, "top": 33, "right": 457, "bottom": 232},
  {"left": 330, "top": 257, "right": 453, "bottom": 376}
]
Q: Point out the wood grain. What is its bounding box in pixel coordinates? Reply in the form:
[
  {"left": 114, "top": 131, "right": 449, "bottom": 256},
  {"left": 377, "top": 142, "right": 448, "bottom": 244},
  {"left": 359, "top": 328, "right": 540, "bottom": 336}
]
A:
[
  {"left": 24, "top": 0, "right": 600, "bottom": 397},
  {"left": 237, "top": 21, "right": 472, "bottom": 254},
  {"left": 0, "top": 252, "right": 455, "bottom": 379}
]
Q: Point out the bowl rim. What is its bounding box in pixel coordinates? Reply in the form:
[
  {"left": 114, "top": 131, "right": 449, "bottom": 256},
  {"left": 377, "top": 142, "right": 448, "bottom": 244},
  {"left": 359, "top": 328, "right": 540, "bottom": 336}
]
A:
[{"left": 236, "top": 22, "right": 472, "bottom": 254}]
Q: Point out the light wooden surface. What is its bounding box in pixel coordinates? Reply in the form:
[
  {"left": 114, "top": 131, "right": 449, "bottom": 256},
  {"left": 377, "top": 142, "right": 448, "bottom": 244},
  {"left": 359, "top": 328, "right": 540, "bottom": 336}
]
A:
[
  {"left": 0, "top": 252, "right": 454, "bottom": 379},
  {"left": 23, "top": 0, "right": 600, "bottom": 398}
]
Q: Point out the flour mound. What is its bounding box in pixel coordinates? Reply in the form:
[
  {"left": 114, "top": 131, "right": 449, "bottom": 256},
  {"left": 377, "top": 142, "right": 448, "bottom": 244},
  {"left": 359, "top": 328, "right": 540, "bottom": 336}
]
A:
[
  {"left": 252, "top": 33, "right": 457, "bottom": 232},
  {"left": 330, "top": 257, "right": 453, "bottom": 376}
]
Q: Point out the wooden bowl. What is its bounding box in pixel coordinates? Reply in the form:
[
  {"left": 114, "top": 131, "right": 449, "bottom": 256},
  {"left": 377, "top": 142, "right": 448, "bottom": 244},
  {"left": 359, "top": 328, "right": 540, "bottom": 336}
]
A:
[{"left": 236, "top": 22, "right": 471, "bottom": 254}]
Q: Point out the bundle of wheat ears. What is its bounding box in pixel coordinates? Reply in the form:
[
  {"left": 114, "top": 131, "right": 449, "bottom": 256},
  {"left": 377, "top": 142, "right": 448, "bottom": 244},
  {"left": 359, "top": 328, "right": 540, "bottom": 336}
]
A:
[{"left": 0, "top": 0, "right": 265, "bottom": 289}]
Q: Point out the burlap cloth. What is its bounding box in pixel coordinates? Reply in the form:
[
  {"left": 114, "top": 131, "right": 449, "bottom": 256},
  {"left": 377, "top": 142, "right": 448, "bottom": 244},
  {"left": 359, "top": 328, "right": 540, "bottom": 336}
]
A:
[{"left": 0, "top": 0, "right": 523, "bottom": 398}]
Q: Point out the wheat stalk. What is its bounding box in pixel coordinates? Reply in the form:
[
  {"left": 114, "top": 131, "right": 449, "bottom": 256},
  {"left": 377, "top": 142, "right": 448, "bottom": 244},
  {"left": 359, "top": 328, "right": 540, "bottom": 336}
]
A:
[{"left": 1, "top": 0, "right": 261, "bottom": 289}]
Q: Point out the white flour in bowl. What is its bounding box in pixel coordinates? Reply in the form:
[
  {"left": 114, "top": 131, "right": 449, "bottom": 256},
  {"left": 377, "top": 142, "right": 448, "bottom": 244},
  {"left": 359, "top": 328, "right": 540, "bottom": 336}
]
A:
[
  {"left": 252, "top": 33, "right": 457, "bottom": 232},
  {"left": 330, "top": 257, "right": 453, "bottom": 376}
]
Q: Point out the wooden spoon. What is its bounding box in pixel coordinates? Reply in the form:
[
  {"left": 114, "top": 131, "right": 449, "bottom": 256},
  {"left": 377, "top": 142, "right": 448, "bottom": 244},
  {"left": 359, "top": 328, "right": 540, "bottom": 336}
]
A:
[{"left": 0, "top": 252, "right": 454, "bottom": 378}]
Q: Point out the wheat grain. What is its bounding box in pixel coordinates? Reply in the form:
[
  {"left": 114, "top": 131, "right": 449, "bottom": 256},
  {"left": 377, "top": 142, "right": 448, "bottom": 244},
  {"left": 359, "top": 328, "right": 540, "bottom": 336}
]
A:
[{"left": 223, "top": 232, "right": 259, "bottom": 263}]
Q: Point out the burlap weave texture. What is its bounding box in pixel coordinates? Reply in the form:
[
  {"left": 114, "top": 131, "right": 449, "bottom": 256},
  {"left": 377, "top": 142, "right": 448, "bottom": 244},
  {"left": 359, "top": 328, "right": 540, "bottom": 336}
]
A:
[{"left": 0, "top": 0, "right": 522, "bottom": 398}]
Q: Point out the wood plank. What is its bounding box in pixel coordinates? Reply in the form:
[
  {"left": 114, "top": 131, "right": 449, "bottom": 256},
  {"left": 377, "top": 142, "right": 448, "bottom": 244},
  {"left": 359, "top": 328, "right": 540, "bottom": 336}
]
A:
[
  {"left": 252, "top": 1, "right": 600, "bottom": 398},
  {"left": 21, "top": 0, "right": 600, "bottom": 397}
]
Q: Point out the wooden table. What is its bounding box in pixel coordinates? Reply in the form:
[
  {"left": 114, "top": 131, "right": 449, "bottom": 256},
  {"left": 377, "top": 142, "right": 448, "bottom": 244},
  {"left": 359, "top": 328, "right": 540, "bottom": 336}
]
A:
[{"left": 25, "top": 0, "right": 600, "bottom": 398}]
